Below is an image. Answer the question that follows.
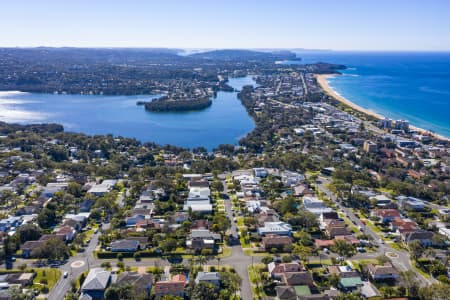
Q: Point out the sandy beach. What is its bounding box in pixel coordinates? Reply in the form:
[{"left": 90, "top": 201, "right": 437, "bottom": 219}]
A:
[{"left": 316, "top": 74, "right": 450, "bottom": 142}]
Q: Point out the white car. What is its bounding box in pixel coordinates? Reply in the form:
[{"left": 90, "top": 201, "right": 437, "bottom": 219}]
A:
[{"left": 63, "top": 272, "right": 69, "bottom": 278}]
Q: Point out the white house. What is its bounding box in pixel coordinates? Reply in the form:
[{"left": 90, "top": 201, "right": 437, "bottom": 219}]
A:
[
  {"left": 258, "top": 222, "right": 292, "bottom": 236},
  {"left": 303, "top": 197, "right": 333, "bottom": 215}
]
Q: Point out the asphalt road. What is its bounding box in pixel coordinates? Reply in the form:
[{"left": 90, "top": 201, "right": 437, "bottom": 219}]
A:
[
  {"left": 316, "top": 176, "right": 436, "bottom": 286},
  {"left": 47, "top": 227, "right": 100, "bottom": 300},
  {"left": 222, "top": 178, "right": 256, "bottom": 300}
]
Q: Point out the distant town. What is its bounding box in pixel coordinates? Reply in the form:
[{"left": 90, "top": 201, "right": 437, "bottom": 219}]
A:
[{"left": 0, "top": 48, "right": 448, "bottom": 300}]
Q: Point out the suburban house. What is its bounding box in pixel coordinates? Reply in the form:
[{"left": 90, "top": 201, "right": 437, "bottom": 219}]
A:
[
  {"left": 80, "top": 268, "right": 112, "bottom": 300},
  {"left": 276, "top": 286, "right": 297, "bottom": 300},
  {"left": 303, "top": 197, "right": 333, "bottom": 216},
  {"left": 5, "top": 273, "right": 35, "bottom": 287},
  {"left": 116, "top": 272, "right": 152, "bottom": 295},
  {"left": 327, "top": 265, "right": 360, "bottom": 279},
  {"left": 268, "top": 262, "right": 306, "bottom": 279},
  {"left": 372, "top": 209, "right": 401, "bottom": 223},
  {"left": 324, "top": 220, "right": 349, "bottom": 238},
  {"left": 338, "top": 277, "right": 363, "bottom": 292},
  {"left": 258, "top": 222, "right": 292, "bottom": 236},
  {"left": 262, "top": 235, "right": 293, "bottom": 251},
  {"left": 257, "top": 210, "right": 280, "bottom": 226},
  {"left": 126, "top": 214, "right": 147, "bottom": 227},
  {"left": 369, "top": 195, "right": 392, "bottom": 207},
  {"left": 319, "top": 212, "right": 339, "bottom": 228},
  {"left": 186, "top": 229, "right": 221, "bottom": 252},
  {"left": 367, "top": 263, "right": 399, "bottom": 281},
  {"left": 294, "top": 184, "right": 315, "bottom": 197},
  {"left": 195, "top": 272, "right": 221, "bottom": 286},
  {"left": 281, "top": 171, "right": 305, "bottom": 186},
  {"left": 253, "top": 167, "right": 268, "bottom": 178},
  {"left": 154, "top": 274, "right": 186, "bottom": 299},
  {"left": 401, "top": 230, "right": 434, "bottom": 246},
  {"left": 315, "top": 235, "right": 360, "bottom": 249},
  {"left": 110, "top": 239, "right": 140, "bottom": 252},
  {"left": 402, "top": 197, "right": 426, "bottom": 211},
  {"left": 0, "top": 216, "right": 22, "bottom": 233},
  {"left": 283, "top": 271, "right": 314, "bottom": 286},
  {"left": 54, "top": 225, "right": 76, "bottom": 242},
  {"left": 154, "top": 281, "right": 185, "bottom": 299},
  {"left": 87, "top": 179, "right": 117, "bottom": 196},
  {"left": 21, "top": 241, "right": 44, "bottom": 258},
  {"left": 390, "top": 218, "right": 418, "bottom": 234},
  {"left": 183, "top": 200, "right": 213, "bottom": 213}
]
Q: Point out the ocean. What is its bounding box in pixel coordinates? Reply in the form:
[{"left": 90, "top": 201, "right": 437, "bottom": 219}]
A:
[{"left": 293, "top": 51, "right": 450, "bottom": 138}]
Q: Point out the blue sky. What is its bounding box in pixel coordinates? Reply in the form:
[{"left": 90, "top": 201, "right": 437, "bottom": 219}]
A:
[{"left": 2, "top": 0, "right": 450, "bottom": 50}]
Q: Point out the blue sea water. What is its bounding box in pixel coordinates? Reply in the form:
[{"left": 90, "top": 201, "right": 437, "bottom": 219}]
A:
[
  {"left": 0, "top": 76, "right": 255, "bottom": 150},
  {"left": 293, "top": 51, "right": 450, "bottom": 138}
]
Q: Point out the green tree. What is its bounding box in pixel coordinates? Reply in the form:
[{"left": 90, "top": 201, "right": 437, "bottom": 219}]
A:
[
  {"left": 418, "top": 283, "right": 450, "bottom": 300},
  {"left": 32, "top": 237, "right": 70, "bottom": 260},
  {"left": 400, "top": 271, "right": 419, "bottom": 298},
  {"left": 408, "top": 240, "right": 423, "bottom": 261},
  {"left": 104, "top": 284, "right": 136, "bottom": 300},
  {"left": 220, "top": 270, "right": 241, "bottom": 296},
  {"left": 18, "top": 224, "right": 42, "bottom": 243},
  {"left": 211, "top": 180, "right": 224, "bottom": 192},
  {"left": 191, "top": 282, "right": 218, "bottom": 300},
  {"left": 160, "top": 238, "right": 177, "bottom": 253},
  {"left": 331, "top": 239, "right": 355, "bottom": 258},
  {"left": 37, "top": 207, "right": 57, "bottom": 229}
]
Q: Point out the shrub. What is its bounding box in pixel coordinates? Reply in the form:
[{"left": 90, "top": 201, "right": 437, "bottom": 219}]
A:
[
  {"left": 282, "top": 255, "right": 292, "bottom": 263},
  {"left": 133, "top": 252, "right": 141, "bottom": 261}
]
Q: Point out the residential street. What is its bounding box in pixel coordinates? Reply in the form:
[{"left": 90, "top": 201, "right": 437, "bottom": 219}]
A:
[{"left": 316, "top": 176, "right": 436, "bottom": 286}]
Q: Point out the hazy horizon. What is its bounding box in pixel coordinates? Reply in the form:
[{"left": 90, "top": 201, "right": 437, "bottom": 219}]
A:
[{"left": 2, "top": 0, "right": 450, "bottom": 51}]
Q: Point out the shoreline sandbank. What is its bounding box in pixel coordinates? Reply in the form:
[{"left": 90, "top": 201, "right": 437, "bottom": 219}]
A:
[{"left": 315, "top": 74, "right": 449, "bottom": 142}]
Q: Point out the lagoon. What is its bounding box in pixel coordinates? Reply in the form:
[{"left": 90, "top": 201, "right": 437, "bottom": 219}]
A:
[{"left": 0, "top": 76, "right": 256, "bottom": 150}]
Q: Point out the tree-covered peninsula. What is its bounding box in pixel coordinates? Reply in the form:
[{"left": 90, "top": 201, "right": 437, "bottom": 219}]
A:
[{"left": 144, "top": 96, "right": 212, "bottom": 112}]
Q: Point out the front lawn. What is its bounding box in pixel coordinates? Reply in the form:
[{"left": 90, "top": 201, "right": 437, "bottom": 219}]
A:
[{"left": 33, "top": 268, "right": 61, "bottom": 291}]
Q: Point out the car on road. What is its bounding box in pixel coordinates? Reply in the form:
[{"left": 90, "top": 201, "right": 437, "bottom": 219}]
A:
[{"left": 63, "top": 271, "right": 69, "bottom": 278}]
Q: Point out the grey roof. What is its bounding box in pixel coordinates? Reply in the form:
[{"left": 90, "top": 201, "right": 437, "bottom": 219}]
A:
[
  {"left": 276, "top": 286, "right": 297, "bottom": 300},
  {"left": 78, "top": 293, "right": 93, "bottom": 300},
  {"left": 190, "top": 229, "right": 221, "bottom": 240},
  {"left": 195, "top": 272, "right": 220, "bottom": 283},
  {"left": 81, "top": 268, "right": 111, "bottom": 291},
  {"left": 110, "top": 239, "right": 140, "bottom": 250},
  {"left": 117, "top": 271, "right": 152, "bottom": 289}
]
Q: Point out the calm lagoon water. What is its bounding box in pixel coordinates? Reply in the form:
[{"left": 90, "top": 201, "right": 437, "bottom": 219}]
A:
[{"left": 0, "top": 76, "right": 256, "bottom": 150}]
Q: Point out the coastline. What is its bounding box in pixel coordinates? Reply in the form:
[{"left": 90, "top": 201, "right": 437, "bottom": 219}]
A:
[{"left": 316, "top": 74, "right": 450, "bottom": 142}]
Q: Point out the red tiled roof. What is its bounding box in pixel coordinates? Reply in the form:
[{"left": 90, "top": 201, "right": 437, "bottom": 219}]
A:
[
  {"left": 375, "top": 209, "right": 401, "bottom": 218},
  {"left": 171, "top": 274, "right": 187, "bottom": 283},
  {"left": 154, "top": 281, "right": 185, "bottom": 295}
]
